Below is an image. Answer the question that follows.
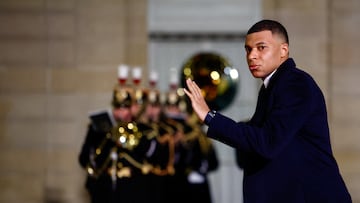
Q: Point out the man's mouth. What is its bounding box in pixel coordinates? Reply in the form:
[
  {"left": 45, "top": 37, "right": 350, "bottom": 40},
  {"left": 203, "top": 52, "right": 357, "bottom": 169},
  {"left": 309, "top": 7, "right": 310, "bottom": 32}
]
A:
[{"left": 249, "top": 65, "right": 259, "bottom": 70}]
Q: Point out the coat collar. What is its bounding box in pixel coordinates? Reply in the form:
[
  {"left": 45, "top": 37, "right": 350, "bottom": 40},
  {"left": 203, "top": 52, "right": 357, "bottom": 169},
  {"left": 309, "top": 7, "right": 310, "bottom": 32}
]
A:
[{"left": 266, "top": 58, "right": 296, "bottom": 89}]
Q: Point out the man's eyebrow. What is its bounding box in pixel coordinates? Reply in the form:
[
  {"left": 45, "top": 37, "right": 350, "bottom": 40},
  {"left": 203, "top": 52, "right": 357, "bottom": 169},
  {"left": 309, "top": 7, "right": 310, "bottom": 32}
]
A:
[
  {"left": 244, "top": 42, "right": 267, "bottom": 48},
  {"left": 255, "top": 42, "right": 266, "bottom": 46}
]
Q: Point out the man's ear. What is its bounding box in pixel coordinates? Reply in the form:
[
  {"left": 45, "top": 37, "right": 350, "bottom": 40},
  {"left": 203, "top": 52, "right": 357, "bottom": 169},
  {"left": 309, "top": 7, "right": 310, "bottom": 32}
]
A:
[{"left": 280, "top": 43, "right": 289, "bottom": 58}]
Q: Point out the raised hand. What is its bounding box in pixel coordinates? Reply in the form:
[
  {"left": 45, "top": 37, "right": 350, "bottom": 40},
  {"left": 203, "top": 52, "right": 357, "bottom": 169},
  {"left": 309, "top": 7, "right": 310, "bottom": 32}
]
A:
[{"left": 183, "top": 78, "right": 210, "bottom": 122}]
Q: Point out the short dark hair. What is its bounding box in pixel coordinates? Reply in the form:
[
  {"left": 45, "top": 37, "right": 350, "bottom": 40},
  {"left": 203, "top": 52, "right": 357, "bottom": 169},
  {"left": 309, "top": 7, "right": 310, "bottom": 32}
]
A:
[{"left": 247, "top": 19, "right": 289, "bottom": 44}]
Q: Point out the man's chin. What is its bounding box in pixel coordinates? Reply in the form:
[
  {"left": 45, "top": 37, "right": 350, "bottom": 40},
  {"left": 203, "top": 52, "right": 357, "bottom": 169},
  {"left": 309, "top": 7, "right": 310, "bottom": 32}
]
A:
[{"left": 251, "top": 72, "right": 263, "bottom": 79}]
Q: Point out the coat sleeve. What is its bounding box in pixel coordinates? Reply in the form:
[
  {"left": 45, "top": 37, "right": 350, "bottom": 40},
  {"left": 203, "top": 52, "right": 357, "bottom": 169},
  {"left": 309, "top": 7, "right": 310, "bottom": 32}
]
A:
[
  {"left": 78, "top": 124, "right": 95, "bottom": 168},
  {"left": 207, "top": 75, "right": 319, "bottom": 160}
]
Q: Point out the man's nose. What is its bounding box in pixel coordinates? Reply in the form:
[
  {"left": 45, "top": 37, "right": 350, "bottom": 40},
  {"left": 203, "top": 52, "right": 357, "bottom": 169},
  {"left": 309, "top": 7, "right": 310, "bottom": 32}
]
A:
[{"left": 248, "top": 49, "right": 258, "bottom": 59}]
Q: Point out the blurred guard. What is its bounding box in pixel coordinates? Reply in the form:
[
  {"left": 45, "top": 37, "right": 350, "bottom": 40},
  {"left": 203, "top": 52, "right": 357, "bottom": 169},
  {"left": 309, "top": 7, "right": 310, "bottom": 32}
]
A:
[
  {"left": 78, "top": 85, "right": 133, "bottom": 203},
  {"left": 162, "top": 88, "right": 219, "bottom": 203}
]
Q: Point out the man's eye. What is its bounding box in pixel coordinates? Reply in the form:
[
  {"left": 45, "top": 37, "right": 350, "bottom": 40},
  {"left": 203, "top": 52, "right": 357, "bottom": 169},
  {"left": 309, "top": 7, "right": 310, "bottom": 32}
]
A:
[{"left": 258, "top": 46, "right": 266, "bottom": 51}]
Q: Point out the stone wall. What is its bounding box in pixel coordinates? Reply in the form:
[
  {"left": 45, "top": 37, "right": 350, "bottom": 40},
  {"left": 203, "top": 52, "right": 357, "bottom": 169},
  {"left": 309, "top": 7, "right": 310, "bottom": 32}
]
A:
[{"left": 0, "top": 0, "right": 147, "bottom": 202}]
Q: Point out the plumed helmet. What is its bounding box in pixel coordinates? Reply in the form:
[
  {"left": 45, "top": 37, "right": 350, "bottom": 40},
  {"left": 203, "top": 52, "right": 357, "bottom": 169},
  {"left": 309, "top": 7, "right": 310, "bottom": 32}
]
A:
[
  {"left": 147, "top": 89, "right": 161, "bottom": 105},
  {"left": 134, "top": 88, "right": 146, "bottom": 105},
  {"left": 111, "top": 85, "right": 132, "bottom": 108},
  {"left": 165, "top": 89, "right": 189, "bottom": 113}
]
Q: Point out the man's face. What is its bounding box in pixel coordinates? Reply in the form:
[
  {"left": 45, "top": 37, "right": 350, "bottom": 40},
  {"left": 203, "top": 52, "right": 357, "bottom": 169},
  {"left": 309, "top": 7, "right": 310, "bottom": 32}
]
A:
[
  {"left": 145, "top": 104, "right": 161, "bottom": 121},
  {"left": 113, "top": 107, "right": 132, "bottom": 122},
  {"left": 131, "top": 103, "right": 141, "bottom": 117},
  {"left": 244, "top": 30, "right": 288, "bottom": 80}
]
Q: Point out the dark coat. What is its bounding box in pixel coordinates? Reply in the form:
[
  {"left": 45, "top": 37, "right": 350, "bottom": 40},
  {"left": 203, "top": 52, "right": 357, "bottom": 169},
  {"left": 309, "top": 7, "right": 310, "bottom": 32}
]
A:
[
  {"left": 208, "top": 58, "right": 352, "bottom": 203},
  {"left": 78, "top": 124, "right": 114, "bottom": 203}
]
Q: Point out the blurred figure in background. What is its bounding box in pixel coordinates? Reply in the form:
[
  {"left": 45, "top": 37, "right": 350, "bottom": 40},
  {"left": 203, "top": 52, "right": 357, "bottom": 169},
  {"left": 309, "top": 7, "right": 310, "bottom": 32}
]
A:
[
  {"left": 135, "top": 89, "right": 176, "bottom": 203},
  {"left": 78, "top": 86, "right": 133, "bottom": 203},
  {"left": 79, "top": 67, "right": 220, "bottom": 203},
  {"left": 184, "top": 112, "right": 219, "bottom": 203},
  {"left": 162, "top": 89, "right": 219, "bottom": 203}
]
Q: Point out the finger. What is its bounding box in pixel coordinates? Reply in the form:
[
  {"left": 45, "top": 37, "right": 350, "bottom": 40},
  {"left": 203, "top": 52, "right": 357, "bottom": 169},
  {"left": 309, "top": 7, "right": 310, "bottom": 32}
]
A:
[
  {"left": 183, "top": 88, "right": 193, "bottom": 99},
  {"left": 191, "top": 80, "right": 202, "bottom": 98},
  {"left": 186, "top": 78, "right": 195, "bottom": 93},
  {"left": 186, "top": 79, "right": 198, "bottom": 99},
  {"left": 186, "top": 79, "right": 200, "bottom": 98}
]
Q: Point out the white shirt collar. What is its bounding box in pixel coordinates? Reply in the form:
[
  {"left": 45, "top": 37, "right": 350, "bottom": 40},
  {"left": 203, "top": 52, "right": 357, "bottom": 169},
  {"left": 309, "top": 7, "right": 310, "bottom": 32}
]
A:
[{"left": 263, "top": 69, "right": 277, "bottom": 88}]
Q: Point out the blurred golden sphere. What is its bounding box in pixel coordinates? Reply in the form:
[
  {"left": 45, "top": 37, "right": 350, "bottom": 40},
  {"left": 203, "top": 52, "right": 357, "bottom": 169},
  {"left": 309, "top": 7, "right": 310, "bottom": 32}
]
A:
[{"left": 180, "top": 52, "right": 239, "bottom": 110}]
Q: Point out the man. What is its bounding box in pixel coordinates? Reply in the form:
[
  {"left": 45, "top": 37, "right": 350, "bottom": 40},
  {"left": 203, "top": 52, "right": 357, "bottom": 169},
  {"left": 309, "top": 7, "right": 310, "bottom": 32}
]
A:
[
  {"left": 78, "top": 86, "right": 134, "bottom": 203},
  {"left": 184, "top": 19, "right": 352, "bottom": 202}
]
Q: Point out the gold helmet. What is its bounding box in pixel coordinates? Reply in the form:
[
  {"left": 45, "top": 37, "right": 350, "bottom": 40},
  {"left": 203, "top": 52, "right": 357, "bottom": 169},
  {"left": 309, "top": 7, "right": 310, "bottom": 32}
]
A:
[
  {"left": 111, "top": 85, "right": 132, "bottom": 108},
  {"left": 133, "top": 88, "right": 146, "bottom": 105},
  {"left": 165, "top": 88, "right": 189, "bottom": 113},
  {"left": 147, "top": 89, "right": 161, "bottom": 105}
]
